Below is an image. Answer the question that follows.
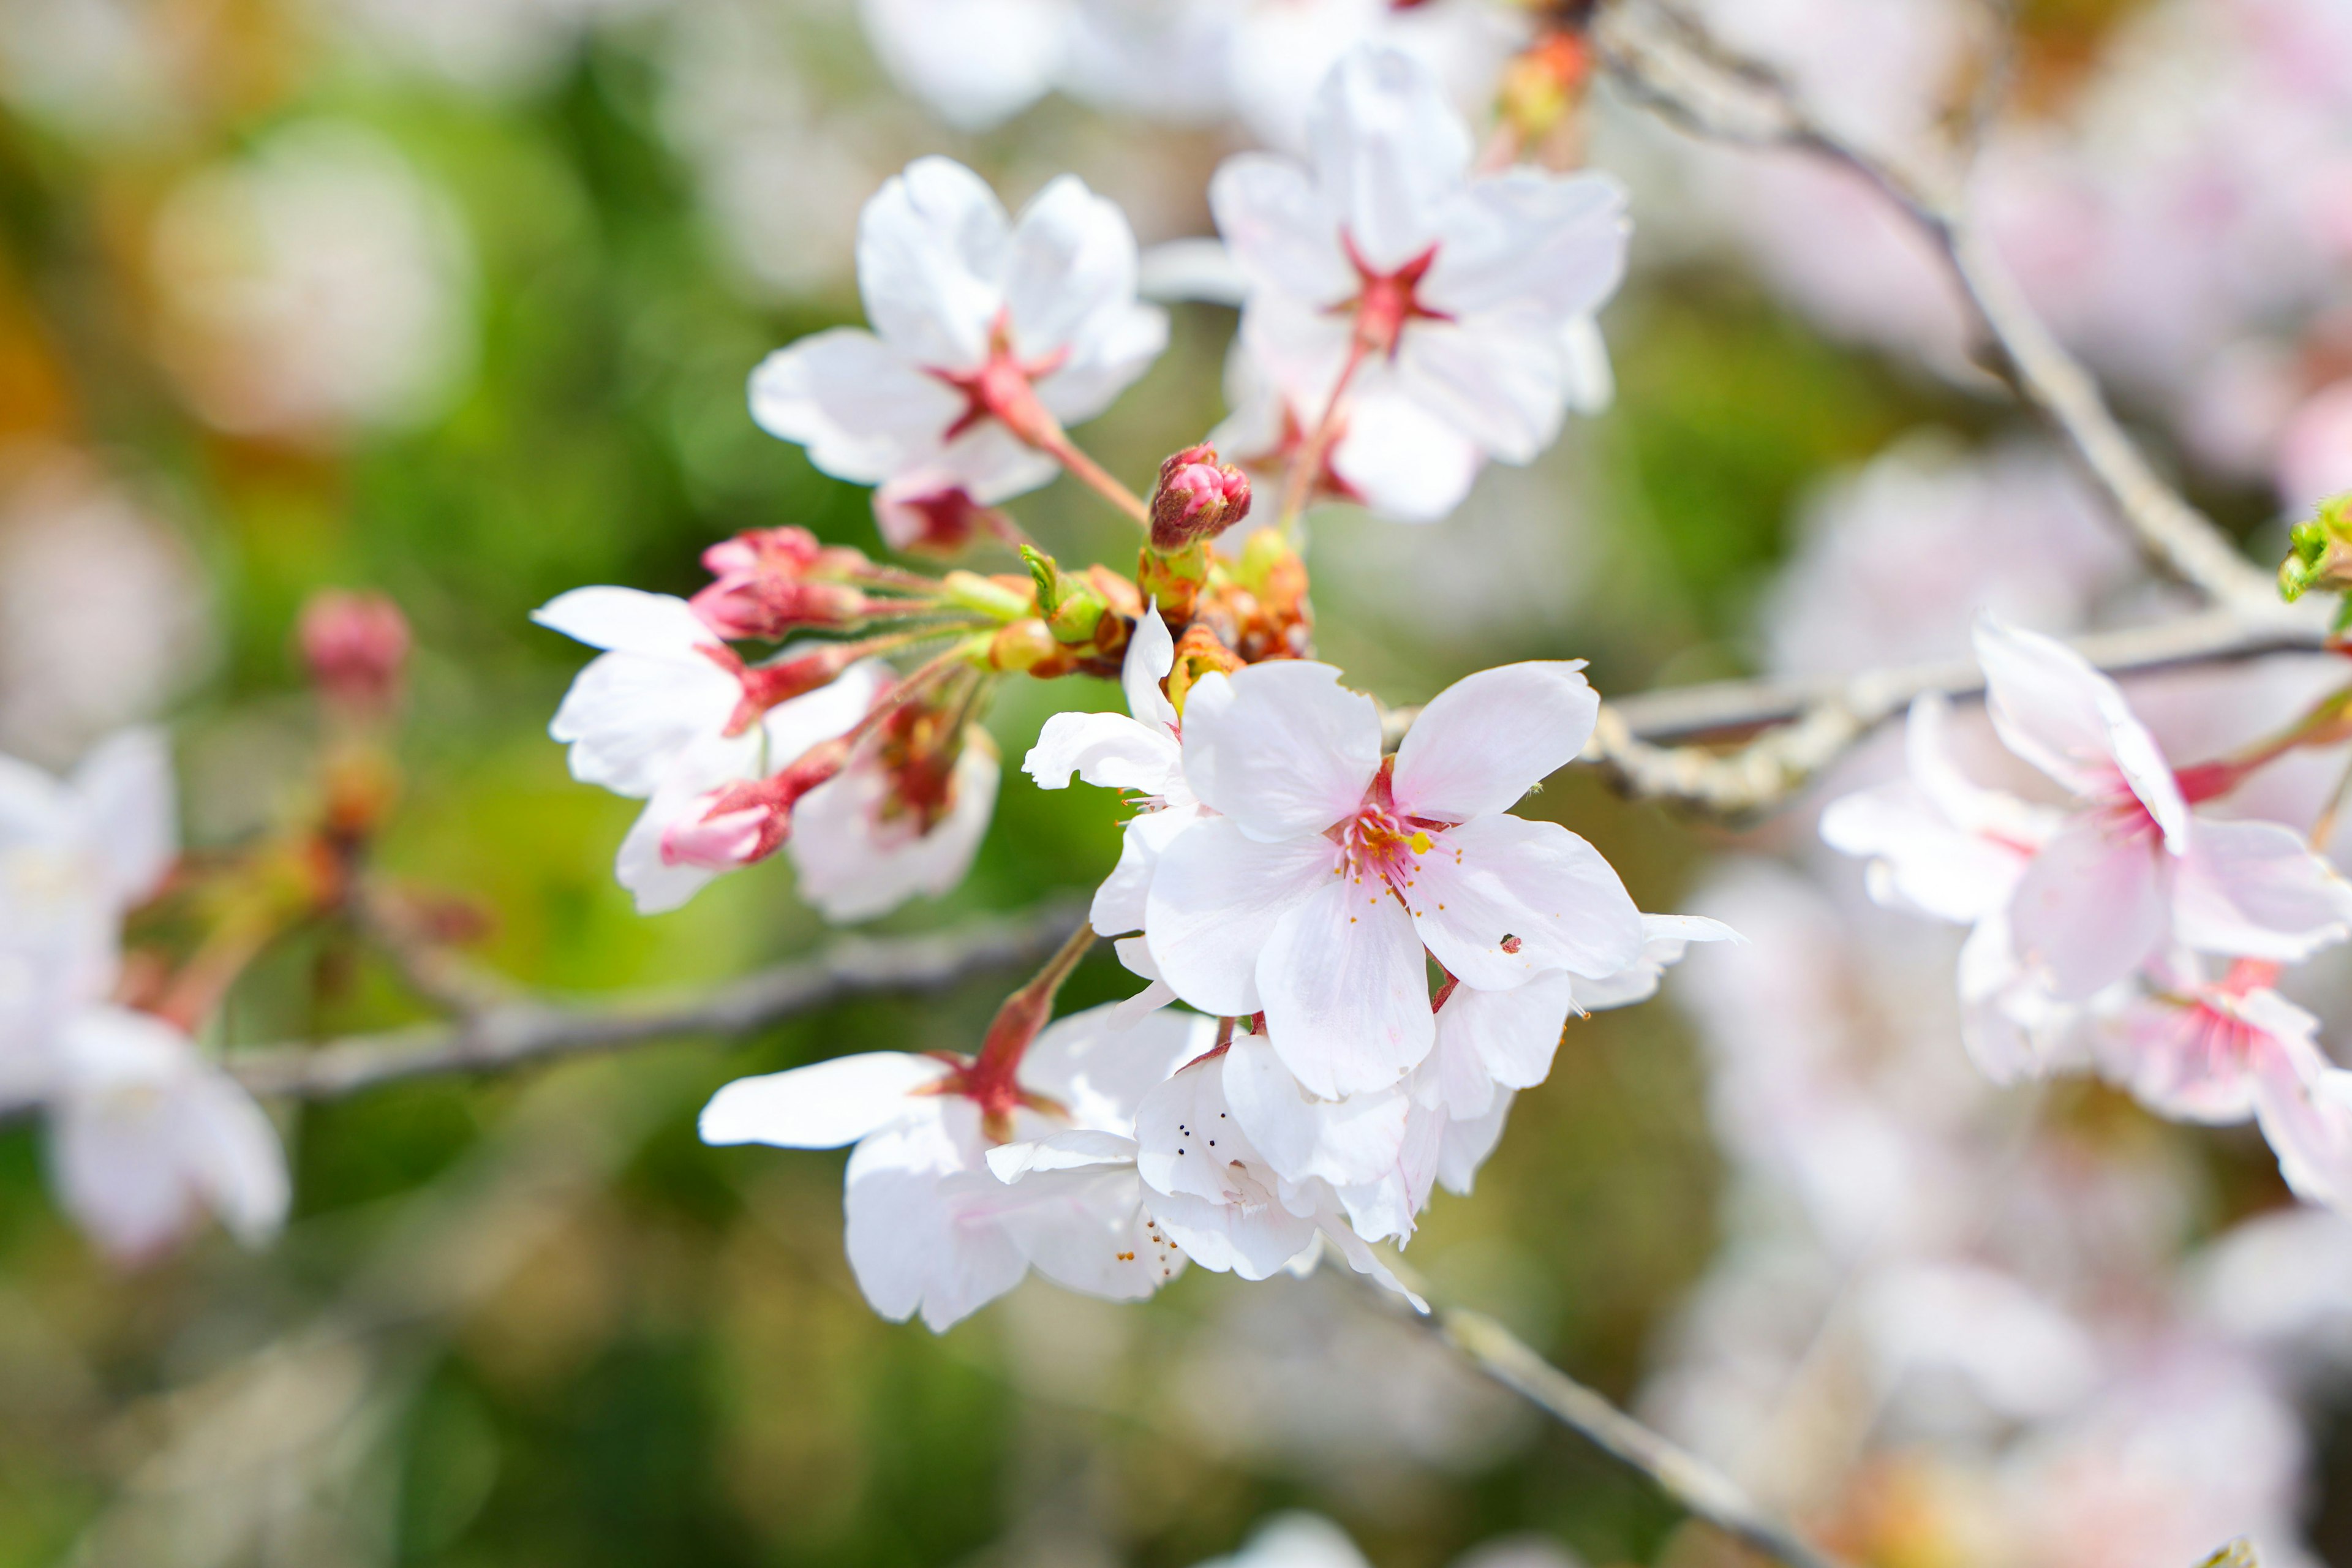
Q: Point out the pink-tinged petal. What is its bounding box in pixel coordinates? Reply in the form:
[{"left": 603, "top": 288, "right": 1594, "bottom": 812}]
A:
[
  {"left": 748, "top": 328, "right": 968, "bottom": 484},
  {"left": 1391, "top": 661, "right": 1597, "bottom": 823},
  {"left": 1386, "top": 313, "right": 1571, "bottom": 465},
  {"left": 1327, "top": 391, "right": 1485, "bottom": 522},
  {"left": 2250, "top": 1028, "right": 2352, "bottom": 1214},
  {"left": 1257, "top": 873, "right": 1434, "bottom": 1098},
  {"left": 1019, "top": 1003, "right": 1209, "bottom": 1131},
  {"left": 1956, "top": 911, "right": 2083, "bottom": 1085},
  {"left": 1409, "top": 814, "right": 1643, "bottom": 989},
  {"left": 1974, "top": 617, "right": 2187, "bottom": 843},
  {"left": 1420, "top": 170, "right": 1627, "bottom": 321},
  {"left": 1905, "top": 692, "right": 2059, "bottom": 848},
  {"left": 1144, "top": 816, "right": 1333, "bottom": 1016},
  {"left": 2091, "top": 993, "right": 2262, "bottom": 1125},
  {"left": 1208, "top": 153, "right": 1353, "bottom": 306},
  {"left": 69, "top": 728, "right": 176, "bottom": 908},
  {"left": 790, "top": 733, "right": 1000, "bottom": 923},
  {"left": 762, "top": 661, "right": 890, "bottom": 767},
  {"left": 1222, "top": 1031, "right": 1411, "bottom": 1187},
  {"left": 1121, "top": 601, "right": 1177, "bottom": 731},
  {"left": 1024, "top": 712, "right": 1181, "bottom": 794},
  {"left": 698, "top": 1052, "right": 951, "bottom": 1148},
  {"left": 855, "top": 157, "right": 1008, "bottom": 369},
  {"left": 1820, "top": 783, "right": 2027, "bottom": 924},
  {"left": 1305, "top": 47, "right": 1470, "bottom": 274},
  {"left": 1179, "top": 662, "right": 1380, "bottom": 839},
  {"left": 2007, "top": 817, "right": 2169, "bottom": 1001},
  {"left": 2174, "top": 816, "right": 2352, "bottom": 963},
  {"left": 1435, "top": 970, "right": 1575, "bottom": 1096},
  {"left": 615, "top": 783, "right": 728, "bottom": 915},
  {"left": 1436, "top": 1088, "right": 1512, "bottom": 1196}
]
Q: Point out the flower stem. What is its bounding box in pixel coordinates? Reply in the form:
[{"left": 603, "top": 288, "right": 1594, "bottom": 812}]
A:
[
  {"left": 1276, "top": 339, "right": 1371, "bottom": 540},
  {"left": 1035, "top": 424, "right": 1152, "bottom": 527},
  {"left": 967, "top": 919, "right": 1099, "bottom": 1093}
]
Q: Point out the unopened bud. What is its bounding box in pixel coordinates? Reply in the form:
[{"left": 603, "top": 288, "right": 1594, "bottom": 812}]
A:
[
  {"left": 660, "top": 741, "right": 850, "bottom": 870},
  {"left": 2282, "top": 496, "right": 2352, "bottom": 606},
  {"left": 298, "top": 590, "right": 410, "bottom": 713},
  {"left": 1148, "top": 443, "right": 1251, "bottom": 551},
  {"left": 694, "top": 527, "right": 875, "bottom": 638}
]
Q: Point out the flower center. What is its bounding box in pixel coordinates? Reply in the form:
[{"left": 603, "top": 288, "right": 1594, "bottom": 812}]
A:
[
  {"left": 1330, "top": 758, "right": 1444, "bottom": 905},
  {"left": 1339, "top": 235, "right": 1451, "bottom": 359},
  {"left": 931, "top": 310, "right": 1070, "bottom": 446}
]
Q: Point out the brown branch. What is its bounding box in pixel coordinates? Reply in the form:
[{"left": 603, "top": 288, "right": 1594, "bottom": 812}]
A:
[
  {"left": 227, "top": 900, "right": 1089, "bottom": 1100},
  {"left": 1592, "top": 0, "right": 2282, "bottom": 614}
]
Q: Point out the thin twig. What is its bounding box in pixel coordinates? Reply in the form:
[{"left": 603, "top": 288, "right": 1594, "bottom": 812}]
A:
[
  {"left": 227, "top": 900, "right": 1088, "bottom": 1100},
  {"left": 1341, "top": 1262, "right": 1847, "bottom": 1568},
  {"left": 1593, "top": 0, "right": 2280, "bottom": 613}
]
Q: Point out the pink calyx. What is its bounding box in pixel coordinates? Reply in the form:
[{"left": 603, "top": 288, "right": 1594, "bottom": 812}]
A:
[
  {"left": 932, "top": 312, "right": 1071, "bottom": 448},
  {"left": 1340, "top": 236, "right": 1452, "bottom": 359}
]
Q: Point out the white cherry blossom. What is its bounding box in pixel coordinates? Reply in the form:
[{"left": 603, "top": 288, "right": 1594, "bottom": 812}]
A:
[
  {"left": 700, "top": 1003, "right": 1205, "bottom": 1330},
  {"left": 748, "top": 157, "right": 1167, "bottom": 514},
  {"left": 534, "top": 587, "right": 888, "bottom": 913},
  {"left": 1144, "top": 658, "right": 1642, "bottom": 1098},
  {"left": 788, "top": 726, "right": 999, "bottom": 923},
  {"left": 47, "top": 1005, "right": 289, "bottom": 1262},
  {"left": 1208, "top": 47, "right": 1627, "bottom": 521}
]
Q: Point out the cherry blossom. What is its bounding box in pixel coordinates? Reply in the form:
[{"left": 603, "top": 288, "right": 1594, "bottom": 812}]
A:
[
  {"left": 748, "top": 157, "right": 1167, "bottom": 516},
  {"left": 787, "top": 720, "right": 1000, "bottom": 924},
  {"left": 700, "top": 1003, "right": 1206, "bottom": 1330},
  {"left": 46, "top": 1005, "right": 290, "bottom": 1263},
  {"left": 533, "top": 587, "right": 888, "bottom": 913},
  {"left": 2091, "top": 953, "right": 2352, "bottom": 1213},
  {"left": 1144, "top": 658, "right": 1642, "bottom": 1098},
  {"left": 1208, "top": 47, "right": 1627, "bottom": 522}
]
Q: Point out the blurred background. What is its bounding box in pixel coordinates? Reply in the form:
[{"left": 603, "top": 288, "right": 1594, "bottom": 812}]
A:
[{"left": 4, "top": 0, "right": 2352, "bottom": 1564}]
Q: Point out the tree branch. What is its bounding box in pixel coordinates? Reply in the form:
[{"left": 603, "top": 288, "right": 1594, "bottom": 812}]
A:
[
  {"left": 227, "top": 900, "right": 1090, "bottom": 1100},
  {"left": 1591, "top": 0, "right": 2282, "bottom": 614},
  {"left": 1341, "top": 1262, "right": 1848, "bottom": 1568}
]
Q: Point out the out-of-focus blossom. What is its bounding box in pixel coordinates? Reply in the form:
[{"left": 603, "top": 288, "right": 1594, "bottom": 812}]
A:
[
  {"left": 701, "top": 1004, "right": 1204, "bottom": 1330},
  {"left": 0, "top": 0, "right": 191, "bottom": 145},
  {"left": 326, "top": 0, "right": 668, "bottom": 97},
  {"left": 749, "top": 157, "right": 1166, "bottom": 511},
  {"left": 1762, "top": 440, "right": 2131, "bottom": 679},
  {"left": 1145, "top": 659, "right": 1640, "bottom": 1098},
  {"left": 1210, "top": 48, "right": 1627, "bottom": 524},
  {"left": 46, "top": 1005, "right": 288, "bottom": 1263},
  {"left": 533, "top": 587, "right": 888, "bottom": 913},
  {"left": 297, "top": 590, "right": 411, "bottom": 715},
  {"left": 787, "top": 712, "right": 999, "bottom": 924},
  {"left": 1219, "top": 0, "right": 1523, "bottom": 155},
  {"left": 149, "top": 123, "right": 477, "bottom": 442},
  {"left": 0, "top": 731, "right": 289, "bottom": 1261},
  {"left": 0, "top": 452, "right": 214, "bottom": 767},
  {"left": 2275, "top": 378, "right": 2352, "bottom": 514}
]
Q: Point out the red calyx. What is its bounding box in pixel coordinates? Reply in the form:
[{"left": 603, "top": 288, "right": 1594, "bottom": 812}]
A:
[
  {"left": 1340, "top": 236, "right": 1451, "bottom": 359},
  {"left": 932, "top": 312, "right": 1071, "bottom": 449}
]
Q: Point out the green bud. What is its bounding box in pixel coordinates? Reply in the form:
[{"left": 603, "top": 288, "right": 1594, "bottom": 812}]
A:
[{"left": 2280, "top": 495, "right": 2352, "bottom": 604}]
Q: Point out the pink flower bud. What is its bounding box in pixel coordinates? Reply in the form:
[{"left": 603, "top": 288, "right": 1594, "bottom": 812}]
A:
[
  {"left": 1148, "top": 443, "right": 1252, "bottom": 551},
  {"left": 297, "top": 590, "right": 410, "bottom": 712},
  {"left": 693, "top": 527, "right": 874, "bottom": 638}
]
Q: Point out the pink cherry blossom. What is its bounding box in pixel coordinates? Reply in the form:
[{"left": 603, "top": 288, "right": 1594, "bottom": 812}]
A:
[
  {"left": 699, "top": 1003, "right": 1207, "bottom": 1330},
  {"left": 748, "top": 157, "right": 1167, "bottom": 516},
  {"left": 535, "top": 587, "right": 890, "bottom": 913},
  {"left": 2092, "top": 953, "right": 2352, "bottom": 1213},
  {"left": 1144, "top": 658, "right": 1642, "bottom": 1098},
  {"left": 1208, "top": 47, "right": 1627, "bottom": 520}
]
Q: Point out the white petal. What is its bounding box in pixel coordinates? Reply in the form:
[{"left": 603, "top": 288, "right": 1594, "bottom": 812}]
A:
[
  {"left": 1305, "top": 46, "right": 1470, "bottom": 274},
  {"left": 2007, "top": 817, "right": 2169, "bottom": 1001},
  {"left": 1327, "top": 391, "right": 1485, "bottom": 522},
  {"left": 1420, "top": 170, "right": 1627, "bottom": 321},
  {"left": 532, "top": 586, "right": 715, "bottom": 657},
  {"left": 748, "top": 328, "right": 968, "bottom": 484},
  {"left": 1144, "top": 815, "right": 1334, "bottom": 1016},
  {"left": 1410, "top": 814, "right": 1643, "bottom": 988},
  {"left": 1025, "top": 711, "right": 1182, "bottom": 794},
  {"left": 2174, "top": 816, "right": 2352, "bottom": 963},
  {"left": 1387, "top": 314, "right": 1569, "bottom": 465},
  {"left": 1090, "top": 804, "right": 1194, "bottom": 935},
  {"left": 1121, "top": 602, "right": 1178, "bottom": 731},
  {"left": 997, "top": 1164, "right": 1183, "bottom": 1300},
  {"left": 1436, "top": 970, "right": 1575, "bottom": 1093},
  {"left": 1178, "top": 662, "right": 1379, "bottom": 838},
  {"left": 790, "top": 733, "right": 1001, "bottom": 923},
  {"left": 761, "top": 661, "right": 889, "bottom": 766},
  {"left": 1222, "top": 1031, "right": 1411, "bottom": 1187},
  {"left": 856, "top": 0, "right": 1067, "bottom": 130},
  {"left": 856, "top": 157, "right": 1009, "bottom": 369},
  {"left": 1390, "top": 662, "right": 1597, "bottom": 823},
  {"left": 69, "top": 728, "right": 176, "bottom": 908},
  {"left": 1019, "top": 1002, "right": 1210, "bottom": 1131},
  {"left": 2253, "top": 1033, "right": 2352, "bottom": 1215},
  {"left": 1436, "top": 1088, "right": 1512, "bottom": 1196},
  {"left": 1002, "top": 174, "right": 1142, "bottom": 363},
  {"left": 1571, "top": 914, "right": 1738, "bottom": 1011},
  {"left": 1257, "top": 871, "right": 1434, "bottom": 1099},
  {"left": 699, "top": 1052, "right": 952, "bottom": 1148},
  {"left": 1208, "top": 152, "right": 1352, "bottom": 305},
  {"left": 549, "top": 653, "right": 740, "bottom": 800},
  {"left": 1974, "top": 617, "right": 2186, "bottom": 843},
  {"left": 987, "top": 1128, "right": 1139, "bottom": 1182},
  {"left": 179, "top": 1071, "right": 291, "bottom": 1247},
  {"left": 843, "top": 1109, "right": 1028, "bottom": 1329},
  {"left": 1144, "top": 1184, "right": 1319, "bottom": 1279}
]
